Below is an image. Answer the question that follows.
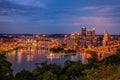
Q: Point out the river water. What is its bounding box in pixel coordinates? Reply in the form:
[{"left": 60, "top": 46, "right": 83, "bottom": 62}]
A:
[{"left": 6, "top": 46, "right": 108, "bottom": 73}]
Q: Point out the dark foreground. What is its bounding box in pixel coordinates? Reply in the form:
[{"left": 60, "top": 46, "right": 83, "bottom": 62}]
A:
[{"left": 0, "top": 48, "right": 120, "bottom": 80}]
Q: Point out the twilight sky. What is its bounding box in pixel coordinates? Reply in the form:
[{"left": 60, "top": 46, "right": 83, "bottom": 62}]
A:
[{"left": 0, "top": 0, "right": 120, "bottom": 34}]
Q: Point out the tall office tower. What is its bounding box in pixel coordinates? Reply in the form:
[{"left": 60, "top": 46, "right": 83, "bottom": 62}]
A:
[
  {"left": 86, "top": 29, "right": 93, "bottom": 40},
  {"left": 82, "top": 27, "right": 86, "bottom": 36},
  {"left": 92, "top": 28, "right": 96, "bottom": 38},
  {"left": 103, "top": 31, "right": 110, "bottom": 46},
  {"left": 103, "top": 31, "right": 110, "bottom": 41}
]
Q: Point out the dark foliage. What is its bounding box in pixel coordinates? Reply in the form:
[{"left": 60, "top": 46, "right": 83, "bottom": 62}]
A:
[
  {"left": 1, "top": 48, "right": 120, "bottom": 80},
  {"left": 0, "top": 54, "right": 13, "bottom": 80}
]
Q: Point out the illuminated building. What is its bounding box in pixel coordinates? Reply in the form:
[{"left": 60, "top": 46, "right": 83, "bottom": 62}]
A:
[
  {"left": 82, "top": 27, "right": 86, "bottom": 39},
  {"left": 92, "top": 28, "right": 96, "bottom": 38},
  {"left": 86, "top": 29, "right": 92, "bottom": 41},
  {"left": 71, "top": 32, "right": 80, "bottom": 40},
  {"left": 66, "top": 39, "right": 77, "bottom": 50},
  {"left": 92, "top": 37, "right": 98, "bottom": 46},
  {"left": 86, "top": 28, "right": 96, "bottom": 40},
  {"left": 103, "top": 31, "right": 111, "bottom": 46},
  {"left": 63, "top": 34, "right": 78, "bottom": 50},
  {"left": 103, "top": 31, "right": 110, "bottom": 41}
]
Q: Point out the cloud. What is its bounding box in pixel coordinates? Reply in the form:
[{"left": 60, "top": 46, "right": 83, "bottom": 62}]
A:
[
  {"left": 0, "top": 0, "right": 47, "bottom": 16},
  {"left": 81, "top": 6, "right": 98, "bottom": 10},
  {"left": 35, "top": 20, "right": 54, "bottom": 24},
  {"left": 81, "top": 6, "right": 115, "bottom": 12},
  {"left": 0, "top": 0, "right": 120, "bottom": 34},
  {"left": 0, "top": 16, "right": 15, "bottom": 22},
  {"left": 52, "top": 16, "right": 120, "bottom": 34},
  {"left": 96, "top": 7, "right": 114, "bottom": 13},
  {"left": 0, "top": 8, "right": 30, "bottom": 15},
  {"left": 8, "top": 0, "right": 47, "bottom": 8},
  {"left": 61, "top": 16, "right": 119, "bottom": 23},
  {"left": 55, "top": 16, "right": 120, "bottom": 30},
  {"left": 79, "top": 5, "right": 120, "bottom": 16},
  {"left": 75, "top": 16, "right": 119, "bottom": 23}
]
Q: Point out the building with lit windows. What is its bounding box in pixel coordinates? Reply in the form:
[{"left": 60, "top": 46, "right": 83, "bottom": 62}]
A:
[
  {"left": 86, "top": 29, "right": 93, "bottom": 40},
  {"left": 82, "top": 27, "right": 86, "bottom": 39},
  {"left": 92, "top": 28, "right": 96, "bottom": 38},
  {"left": 103, "top": 31, "right": 111, "bottom": 46}
]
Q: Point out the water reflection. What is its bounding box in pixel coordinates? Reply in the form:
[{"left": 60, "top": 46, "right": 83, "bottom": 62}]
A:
[
  {"left": 6, "top": 46, "right": 108, "bottom": 73},
  {"left": 80, "top": 53, "right": 89, "bottom": 64}
]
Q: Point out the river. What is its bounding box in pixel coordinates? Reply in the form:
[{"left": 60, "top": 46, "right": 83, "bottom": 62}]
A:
[{"left": 6, "top": 46, "right": 109, "bottom": 73}]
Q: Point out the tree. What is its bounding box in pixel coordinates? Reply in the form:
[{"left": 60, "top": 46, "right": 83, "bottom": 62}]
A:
[
  {"left": 116, "top": 48, "right": 120, "bottom": 54},
  {"left": 0, "top": 54, "right": 13, "bottom": 80},
  {"left": 64, "top": 60, "right": 73, "bottom": 69},
  {"left": 88, "top": 52, "right": 99, "bottom": 68},
  {"left": 15, "top": 70, "right": 35, "bottom": 80},
  {"left": 65, "top": 61, "right": 83, "bottom": 78},
  {"left": 43, "top": 71, "right": 57, "bottom": 80},
  {"left": 103, "top": 54, "right": 120, "bottom": 65},
  {"left": 32, "top": 66, "right": 42, "bottom": 79},
  {"left": 59, "top": 75, "right": 69, "bottom": 80},
  {"left": 48, "top": 63, "right": 62, "bottom": 75},
  {"left": 34, "top": 61, "right": 49, "bottom": 74}
]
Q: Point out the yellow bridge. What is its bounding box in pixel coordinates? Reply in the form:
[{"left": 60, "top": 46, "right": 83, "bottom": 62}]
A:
[{"left": 81, "top": 44, "right": 120, "bottom": 54}]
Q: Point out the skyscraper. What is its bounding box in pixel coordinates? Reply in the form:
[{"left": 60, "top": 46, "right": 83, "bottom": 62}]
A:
[
  {"left": 103, "top": 31, "right": 110, "bottom": 41},
  {"left": 86, "top": 29, "right": 93, "bottom": 40},
  {"left": 82, "top": 27, "right": 86, "bottom": 37},
  {"left": 92, "top": 28, "right": 96, "bottom": 38},
  {"left": 103, "top": 31, "right": 111, "bottom": 46},
  {"left": 82, "top": 27, "right": 86, "bottom": 39}
]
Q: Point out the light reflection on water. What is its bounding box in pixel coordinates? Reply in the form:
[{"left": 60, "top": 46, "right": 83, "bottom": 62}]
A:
[{"left": 6, "top": 47, "right": 108, "bottom": 73}]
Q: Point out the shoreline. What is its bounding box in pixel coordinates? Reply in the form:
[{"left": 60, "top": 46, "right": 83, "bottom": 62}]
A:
[{"left": 45, "top": 52, "right": 77, "bottom": 59}]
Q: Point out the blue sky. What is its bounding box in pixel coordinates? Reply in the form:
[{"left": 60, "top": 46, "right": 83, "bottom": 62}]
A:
[{"left": 0, "top": 0, "right": 120, "bottom": 34}]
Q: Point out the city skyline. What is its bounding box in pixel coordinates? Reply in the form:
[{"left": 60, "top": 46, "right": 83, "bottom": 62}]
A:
[{"left": 0, "top": 0, "right": 120, "bottom": 34}]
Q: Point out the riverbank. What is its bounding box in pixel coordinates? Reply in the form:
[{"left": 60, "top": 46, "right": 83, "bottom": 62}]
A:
[
  {"left": 0, "top": 44, "right": 29, "bottom": 54},
  {"left": 45, "top": 52, "right": 77, "bottom": 59}
]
